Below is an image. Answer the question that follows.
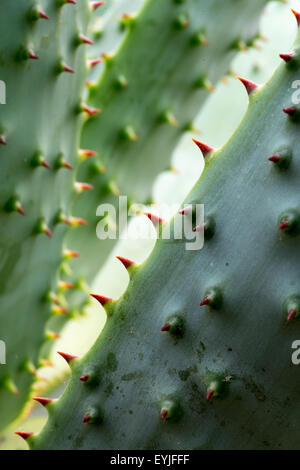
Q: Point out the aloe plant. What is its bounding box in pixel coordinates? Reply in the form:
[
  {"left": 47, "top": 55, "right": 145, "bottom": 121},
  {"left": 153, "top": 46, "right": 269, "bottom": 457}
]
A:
[
  {"left": 48, "top": 0, "right": 271, "bottom": 358},
  {"left": 1, "top": 0, "right": 268, "bottom": 433},
  {"left": 66, "top": 0, "right": 269, "bottom": 291},
  {"left": 0, "top": 0, "right": 97, "bottom": 431},
  {"left": 25, "top": 8, "right": 300, "bottom": 451}
]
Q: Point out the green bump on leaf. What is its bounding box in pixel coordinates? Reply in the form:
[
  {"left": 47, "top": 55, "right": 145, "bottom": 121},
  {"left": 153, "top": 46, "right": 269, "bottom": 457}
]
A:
[
  {"left": 206, "top": 375, "right": 228, "bottom": 401},
  {"left": 193, "top": 75, "right": 214, "bottom": 91},
  {"left": 268, "top": 146, "right": 292, "bottom": 170},
  {"left": 80, "top": 366, "right": 101, "bottom": 387},
  {"left": 173, "top": 14, "right": 189, "bottom": 30},
  {"left": 114, "top": 75, "right": 128, "bottom": 90},
  {"left": 4, "top": 196, "right": 24, "bottom": 216},
  {"left": 120, "top": 125, "right": 138, "bottom": 141},
  {"left": 161, "top": 314, "right": 185, "bottom": 339},
  {"left": 160, "top": 398, "right": 183, "bottom": 423},
  {"left": 203, "top": 215, "right": 216, "bottom": 241},
  {"left": 82, "top": 406, "right": 104, "bottom": 424},
  {"left": 284, "top": 295, "right": 300, "bottom": 323},
  {"left": 278, "top": 209, "right": 300, "bottom": 237},
  {"left": 284, "top": 105, "right": 300, "bottom": 123},
  {"left": 283, "top": 45, "right": 300, "bottom": 71},
  {"left": 200, "top": 287, "right": 223, "bottom": 310},
  {"left": 190, "top": 30, "right": 208, "bottom": 46}
]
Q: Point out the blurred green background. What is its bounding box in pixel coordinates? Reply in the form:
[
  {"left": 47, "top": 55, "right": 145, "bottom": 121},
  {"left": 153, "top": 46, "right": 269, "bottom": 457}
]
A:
[{"left": 1, "top": 0, "right": 299, "bottom": 450}]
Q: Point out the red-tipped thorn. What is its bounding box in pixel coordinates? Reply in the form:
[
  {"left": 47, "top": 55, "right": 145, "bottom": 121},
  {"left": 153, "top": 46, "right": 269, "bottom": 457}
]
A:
[
  {"left": 122, "top": 12, "right": 134, "bottom": 20},
  {"left": 283, "top": 107, "right": 297, "bottom": 116},
  {"left": 41, "top": 158, "right": 51, "bottom": 169},
  {"left": 278, "top": 220, "right": 290, "bottom": 231},
  {"left": 79, "top": 148, "right": 98, "bottom": 158},
  {"left": 279, "top": 53, "right": 294, "bottom": 63},
  {"left": 193, "top": 224, "right": 205, "bottom": 233},
  {"left": 206, "top": 389, "right": 214, "bottom": 401},
  {"left": 291, "top": 9, "right": 300, "bottom": 27},
  {"left": 192, "top": 139, "right": 215, "bottom": 157},
  {"left": 102, "top": 52, "right": 112, "bottom": 60},
  {"left": 58, "top": 281, "right": 75, "bottom": 290},
  {"left": 287, "top": 309, "right": 297, "bottom": 323},
  {"left": 28, "top": 49, "right": 38, "bottom": 60},
  {"left": 90, "top": 293, "right": 113, "bottom": 306},
  {"left": 39, "top": 359, "right": 53, "bottom": 368},
  {"left": 33, "top": 397, "right": 54, "bottom": 407},
  {"left": 64, "top": 249, "right": 80, "bottom": 259},
  {"left": 52, "top": 305, "right": 68, "bottom": 315},
  {"left": 59, "top": 215, "right": 72, "bottom": 226},
  {"left": 179, "top": 205, "right": 192, "bottom": 216},
  {"left": 46, "top": 330, "right": 60, "bottom": 340},
  {"left": 70, "top": 216, "right": 88, "bottom": 227},
  {"left": 57, "top": 351, "right": 78, "bottom": 364},
  {"left": 144, "top": 212, "right": 164, "bottom": 226},
  {"left": 67, "top": 0, "right": 77, "bottom": 4},
  {"left": 91, "top": 1, "right": 105, "bottom": 10},
  {"left": 0, "top": 136, "right": 7, "bottom": 145},
  {"left": 200, "top": 296, "right": 210, "bottom": 306},
  {"left": 116, "top": 256, "right": 135, "bottom": 269},
  {"left": 39, "top": 10, "right": 49, "bottom": 20},
  {"left": 74, "top": 182, "right": 94, "bottom": 193},
  {"left": 81, "top": 103, "right": 101, "bottom": 117},
  {"left": 237, "top": 77, "right": 258, "bottom": 95},
  {"left": 16, "top": 203, "right": 25, "bottom": 216},
  {"left": 85, "top": 81, "right": 94, "bottom": 89},
  {"left": 89, "top": 58, "right": 103, "bottom": 68},
  {"left": 80, "top": 374, "right": 90, "bottom": 382},
  {"left": 160, "top": 409, "right": 168, "bottom": 420},
  {"left": 83, "top": 413, "right": 91, "bottom": 423},
  {"left": 79, "top": 34, "right": 94, "bottom": 45},
  {"left": 161, "top": 322, "right": 171, "bottom": 332},
  {"left": 62, "top": 63, "right": 75, "bottom": 74},
  {"left": 42, "top": 225, "right": 52, "bottom": 238},
  {"left": 268, "top": 153, "right": 281, "bottom": 164},
  {"left": 15, "top": 432, "right": 33, "bottom": 441},
  {"left": 62, "top": 161, "right": 73, "bottom": 170}
]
